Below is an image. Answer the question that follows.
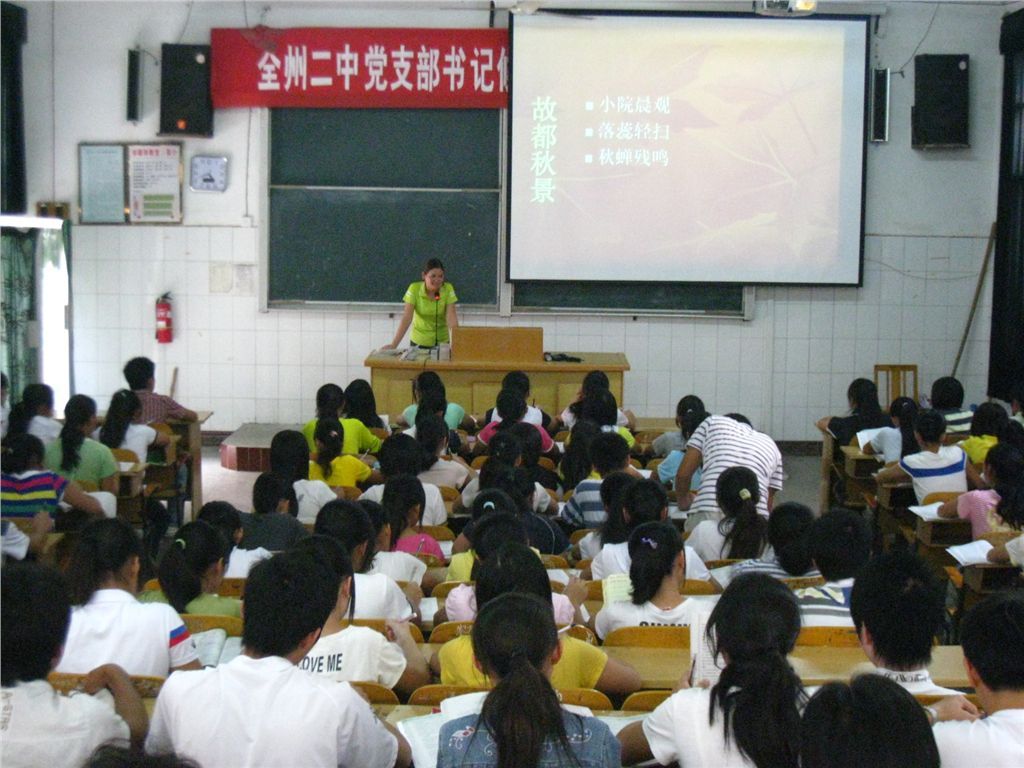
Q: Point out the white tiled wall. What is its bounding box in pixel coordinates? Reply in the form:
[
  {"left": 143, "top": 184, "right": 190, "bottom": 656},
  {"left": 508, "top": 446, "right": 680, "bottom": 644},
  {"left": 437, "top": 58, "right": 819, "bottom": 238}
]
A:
[{"left": 70, "top": 225, "right": 992, "bottom": 440}]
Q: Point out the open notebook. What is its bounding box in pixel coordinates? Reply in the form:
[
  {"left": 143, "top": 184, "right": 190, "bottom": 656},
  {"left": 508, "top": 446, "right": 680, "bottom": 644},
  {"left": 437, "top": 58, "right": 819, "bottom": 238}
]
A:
[{"left": 192, "top": 629, "right": 243, "bottom": 668}]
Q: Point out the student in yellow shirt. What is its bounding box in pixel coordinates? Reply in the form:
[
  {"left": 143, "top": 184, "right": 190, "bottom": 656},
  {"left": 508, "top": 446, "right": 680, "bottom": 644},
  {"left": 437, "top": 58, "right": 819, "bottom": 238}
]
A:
[
  {"left": 308, "top": 418, "right": 383, "bottom": 489},
  {"left": 960, "top": 403, "right": 1009, "bottom": 465},
  {"left": 301, "top": 384, "right": 381, "bottom": 456}
]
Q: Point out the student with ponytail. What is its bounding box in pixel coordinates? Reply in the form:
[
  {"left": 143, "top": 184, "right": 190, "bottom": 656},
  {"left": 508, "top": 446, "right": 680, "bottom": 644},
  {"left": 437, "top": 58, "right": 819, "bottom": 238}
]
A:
[
  {"left": 57, "top": 518, "right": 199, "bottom": 677},
  {"left": 97, "top": 389, "right": 170, "bottom": 462},
  {"left": 7, "top": 383, "right": 60, "bottom": 445},
  {"left": 437, "top": 592, "right": 620, "bottom": 768},
  {"left": 939, "top": 442, "right": 1024, "bottom": 539},
  {"left": 43, "top": 395, "right": 118, "bottom": 495},
  {"left": 865, "top": 397, "right": 919, "bottom": 464},
  {"left": 687, "top": 466, "right": 771, "bottom": 562},
  {"left": 1, "top": 433, "right": 104, "bottom": 519},
  {"left": 595, "top": 521, "right": 697, "bottom": 640},
  {"left": 147, "top": 521, "right": 240, "bottom": 617},
  {"left": 731, "top": 502, "right": 822, "bottom": 581},
  {"left": 620, "top": 573, "right": 805, "bottom": 768},
  {"left": 576, "top": 471, "right": 638, "bottom": 561},
  {"left": 380, "top": 473, "right": 445, "bottom": 562},
  {"left": 416, "top": 412, "right": 474, "bottom": 490},
  {"left": 308, "top": 417, "right": 382, "bottom": 488}
]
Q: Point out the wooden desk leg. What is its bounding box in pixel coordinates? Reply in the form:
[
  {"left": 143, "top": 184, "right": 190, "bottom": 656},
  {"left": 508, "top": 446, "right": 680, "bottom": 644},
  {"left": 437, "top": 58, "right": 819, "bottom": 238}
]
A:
[
  {"left": 187, "top": 421, "right": 202, "bottom": 520},
  {"left": 818, "top": 433, "right": 834, "bottom": 516}
]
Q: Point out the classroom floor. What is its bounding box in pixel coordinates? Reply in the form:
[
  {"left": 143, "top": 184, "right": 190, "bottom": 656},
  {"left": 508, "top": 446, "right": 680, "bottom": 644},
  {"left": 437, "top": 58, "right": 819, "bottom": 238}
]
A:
[{"left": 195, "top": 447, "right": 822, "bottom": 517}]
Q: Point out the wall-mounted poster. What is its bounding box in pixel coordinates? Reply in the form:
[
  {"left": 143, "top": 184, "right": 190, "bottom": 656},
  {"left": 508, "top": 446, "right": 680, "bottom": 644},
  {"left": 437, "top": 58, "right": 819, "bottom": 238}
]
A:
[
  {"left": 127, "top": 143, "right": 182, "bottom": 223},
  {"left": 79, "top": 144, "right": 127, "bottom": 223}
]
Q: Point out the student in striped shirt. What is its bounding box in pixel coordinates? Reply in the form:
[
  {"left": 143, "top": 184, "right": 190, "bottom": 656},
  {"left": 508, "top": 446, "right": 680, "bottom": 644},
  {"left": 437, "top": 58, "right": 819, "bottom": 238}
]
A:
[
  {"left": 0, "top": 434, "right": 104, "bottom": 519},
  {"left": 731, "top": 502, "right": 822, "bottom": 582},
  {"left": 930, "top": 376, "right": 973, "bottom": 435},
  {"left": 794, "top": 508, "right": 871, "bottom": 628},
  {"left": 560, "top": 431, "right": 639, "bottom": 530}
]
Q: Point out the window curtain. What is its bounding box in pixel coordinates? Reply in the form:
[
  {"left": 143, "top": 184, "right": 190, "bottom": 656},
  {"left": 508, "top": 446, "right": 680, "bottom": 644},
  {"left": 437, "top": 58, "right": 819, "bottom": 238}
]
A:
[
  {"left": 990, "top": 10, "right": 1024, "bottom": 400},
  {"left": 0, "top": 228, "right": 38, "bottom": 397}
]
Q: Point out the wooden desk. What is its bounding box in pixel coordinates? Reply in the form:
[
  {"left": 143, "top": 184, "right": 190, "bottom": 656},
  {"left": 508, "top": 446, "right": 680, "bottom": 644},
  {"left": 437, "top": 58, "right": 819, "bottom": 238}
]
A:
[
  {"left": 366, "top": 351, "right": 629, "bottom": 420},
  {"left": 169, "top": 411, "right": 212, "bottom": 519},
  {"left": 382, "top": 704, "right": 641, "bottom": 724}
]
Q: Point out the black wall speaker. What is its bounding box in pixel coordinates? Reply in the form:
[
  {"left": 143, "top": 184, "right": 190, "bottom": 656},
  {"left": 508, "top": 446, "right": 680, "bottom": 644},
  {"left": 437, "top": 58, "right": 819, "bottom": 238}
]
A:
[
  {"left": 159, "top": 43, "right": 213, "bottom": 137},
  {"left": 912, "top": 54, "right": 969, "bottom": 149},
  {"left": 869, "top": 68, "right": 889, "bottom": 142},
  {"left": 126, "top": 48, "right": 142, "bottom": 122}
]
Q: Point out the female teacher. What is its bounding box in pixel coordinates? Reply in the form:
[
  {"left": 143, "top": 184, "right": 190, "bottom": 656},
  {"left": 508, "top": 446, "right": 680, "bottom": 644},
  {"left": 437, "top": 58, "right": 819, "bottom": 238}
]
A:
[{"left": 382, "top": 258, "right": 459, "bottom": 349}]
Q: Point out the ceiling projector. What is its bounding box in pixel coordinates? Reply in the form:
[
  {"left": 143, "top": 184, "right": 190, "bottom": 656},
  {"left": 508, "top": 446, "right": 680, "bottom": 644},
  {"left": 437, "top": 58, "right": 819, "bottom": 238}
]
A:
[{"left": 754, "top": 0, "right": 818, "bottom": 16}]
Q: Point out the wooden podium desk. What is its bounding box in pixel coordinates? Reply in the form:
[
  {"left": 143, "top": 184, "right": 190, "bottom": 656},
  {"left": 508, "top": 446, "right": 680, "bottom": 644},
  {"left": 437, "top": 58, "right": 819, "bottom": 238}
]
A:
[{"left": 365, "top": 350, "right": 629, "bottom": 421}]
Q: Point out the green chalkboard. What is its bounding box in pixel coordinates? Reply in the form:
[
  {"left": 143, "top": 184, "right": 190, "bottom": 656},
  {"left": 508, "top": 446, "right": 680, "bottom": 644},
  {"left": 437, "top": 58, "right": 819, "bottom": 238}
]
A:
[{"left": 512, "top": 281, "right": 744, "bottom": 314}]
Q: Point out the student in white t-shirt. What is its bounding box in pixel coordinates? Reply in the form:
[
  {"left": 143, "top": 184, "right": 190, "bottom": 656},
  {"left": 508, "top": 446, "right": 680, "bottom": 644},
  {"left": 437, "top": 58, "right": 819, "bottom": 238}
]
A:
[
  {"left": 293, "top": 535, "right": 429, "bottom": 698},
  {"left": 595, "top": 522, "right": 701, "bottom": 640},
  {"left": 849, "top": 551, "right": 961, "bottom": 696},
  {"left": 1, "top": 562, "right": 147, "bottom": 768},
  {"left": 928, "top": 593, "right": 1024, "bottom": 768},
  {"left": 619, "top": 573, "right": 806, "bottom": 768},
  {"left": 96, "top": 389, "right": 171, "bottom": 463},
  {"left": 360, "top": 498, "right": 434, "bottom": 592},
  {"left": 359, "top": 433, "right": 448, "bottom": 526},
  {"left": 314, "top": 499, "right": 420, "bottom": 623},
  {"left": 269, "top": 429, "right": 338, "bottom": 524},
  {"left": 146, "top": 549, "right": 412, "bottom": 768},
  {"left": 801, "top": 675, "right": 941, "bottom": 768},
  {"left": 864, "top": 397, "right": 919, "bottom": 465},
  {"left": 7, "top": 383, "right": 61, "bottom": 447},
  {"left": 687, "top": 466, "right": 772, "bottom": 563}
]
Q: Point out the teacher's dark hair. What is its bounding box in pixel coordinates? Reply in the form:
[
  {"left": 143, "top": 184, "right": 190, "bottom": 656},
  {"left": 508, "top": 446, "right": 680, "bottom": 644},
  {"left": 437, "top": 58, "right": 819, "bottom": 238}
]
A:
[{"left": 422, "top": 258, "right": 445, "bottom": 273}]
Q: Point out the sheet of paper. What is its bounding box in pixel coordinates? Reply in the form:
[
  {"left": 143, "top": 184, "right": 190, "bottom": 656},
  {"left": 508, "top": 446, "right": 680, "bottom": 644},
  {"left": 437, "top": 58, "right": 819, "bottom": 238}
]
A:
[
  {"left": 667, "top": 504, "right": 687, "bottom": 521},
  {"left": 602, "top": 573, "right": 633, "bottom": 603},
  {"left": 439, "top": 541, "right": 453, "bottom": 558},
  {"left": 218, "top": 637, "right": 242, "bottom": 665},
  {"left": 690, "top": 600, "right": 723, "bottom": 688},
  {"left": 398, "top": 712, "right": 445, "bottom": 768},
  {"left": 908, "top": 502, "right": 944, "bottom": 521},
  {"left": 192, "top": 628, "right": 227, "bottom": 668},
  {"left": 419, "top": 597, "right": 439, "bottom": 620},
  {"left": 637, "top": 468, "right": 652, "bottom": 479},
  {"left": 710, "top": 564, "right": 737, "bottom": 590},
  {"left": 946, "top": 540, "right": 993, "bottom": 566},
  {"left": 547, "top": 569, "right": 570, "bottom": 585},
  {"left": 599, "top": 713, "right": 648, "bottom": 735},
  {"left": 855, "top": 427, "right": 885, "bottom": 452}
]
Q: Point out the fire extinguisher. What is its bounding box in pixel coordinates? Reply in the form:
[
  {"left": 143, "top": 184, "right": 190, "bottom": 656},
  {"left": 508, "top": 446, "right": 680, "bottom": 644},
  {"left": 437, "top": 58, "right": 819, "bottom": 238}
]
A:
[{"left": 155, "top": 292, "right": 173, "bottom": 344}]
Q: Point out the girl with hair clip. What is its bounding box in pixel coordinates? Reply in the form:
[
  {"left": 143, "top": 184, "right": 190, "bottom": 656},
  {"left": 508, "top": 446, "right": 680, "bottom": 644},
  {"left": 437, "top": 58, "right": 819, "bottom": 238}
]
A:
[
  {"left": 269, "top": 429, "right": 337, "bottom": 524},
  {"left": 314, "top": 499, "right": 420, "bottom": 622},
  {"left": 56, "top": 518, "right": 200, "bottom": 677},
  {"left": 343, "top": 378, "right": 388, "bottom": 433},
  {"left": 939, "top": 442, "right": 1024, "bottom": 539},
  {"left": 362, "top": 499, "right": 431, "bottom": 587},
  {"left": 864, "top": 397, "right": 919, "bottom": 464},
  {"left": 559, "top": 419, "right": 602, "bottom": 491},
  {"left": 960, "top": 402, "right": 1010, "bottom": 465},
  {"left": 97, "top": 389, "right": 170, "bottom": 463},
  {"left": 294, "top": 535, "right": 430, "bottom": 698},
  {"left": 619, "top": 573, "right": 806, "bottom": 768},
  {"left": 7, "top": 383, "right": 61, "bottom": 445},
  {"left": 146, "top": 521, "right": 240, "bottom": 617},
  {"left": 652, "top": 394, "right": 706, "bottom": 458},
  {"left": 591, "top": 479, "right": 710, "bottom": 582},
  {"left": 446, "top": 489, "right": 520, "bottom": 577},
  {"left": 1, "top": 432, "right": 105, "bottom": 520},
  {"left": 576, "top": 471, "right": 638, "bottom": 562},
  {"left": 594, "top": 521, "right": 698, "bottom": 641},
  {"left": 381, "top": 474, "right": 445, "bottom": 562},
  {"left": 308, "top": 417, "right": 382, "bottom": 489},
  {"left": 437, "top": 592, "right": 621, "bottom": 768},
  {"left": 477, "top": 388, "right": 556, "bottom": 454},
  {"left": 196, "top": 501, "right": 271, "bottom": 578},
  {"left": 687, "top": 466, "right": 772, "bottom": 563},
  {"left": 434, "top": 542, "right": 641, "bottom": 698},
  {"left": 416, "top": 412, "right": 474, "bottom": 490},
  {"left": 551, "top": 369, "right": 635, "bottom": 435},
  {"left": 43, "top": 395, "right": 118, "bottom": 495},
  {"left": 657, "top": 402, "right": 709, "bottom": 490}
]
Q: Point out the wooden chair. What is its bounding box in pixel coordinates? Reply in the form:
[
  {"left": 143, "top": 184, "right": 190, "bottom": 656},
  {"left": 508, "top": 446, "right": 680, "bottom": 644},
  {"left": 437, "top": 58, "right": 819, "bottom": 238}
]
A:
[
  {"left": 416, "top": 524, "right": 455, "bottom": 542},
  {"left": 49, "top": 672, "right": 165, "bottom": 700},
  {"left": 781, "top": 576, "right": 827, "bottom": 590},
  {"left": 575, "top": 559, "right": 593, "bottom": 573},
  {"left": 553, "top": 430, "right": 570, "bottom": 444},
  {"left": 680, "top": 579, "right": 720, "bottom": 596},
  {"left": 622, "top": 690, "right": 672, "bottom": 712},
  {"left": 437, "top": 486, "right": 461, "bottom": 502},
  {"left": 628, "top": 457, "right": 643, "bottom": 469},
  {"left": 796, "top": 626, "right": 861, "bottom": 647},
  {"left": 646, "top": 457, "right": 663, "bottom": 474},
  {"left": 915, "top": 693, "right": 981, "bottom": 711},
  {"left": 338, "top": 486, "right": 362, "bottom": 500},
  {"left": 537, "top": 456, "right": 557, "bottom": 472},
  {"left": 550, "top": 580, "right": 565, "bottom": 593},
  {"left": 540, "top": 554, "right": 570, "bottom": 569},
  {"left": 564, "top": 625, "right": 599, "bottom": 645},
  {"left": 922, "top": 491, "right": 962, "bottom": 506},
  {"left": 603, "top": 625, "right": 690, "bottom": 649},
  {"left": 570, "top": 528, "right": 595, "bottom": 546},
  {"left": 703, "top": 559, "right": 746, "bottom": 570},
  {"left": 557, "top": 688, "right": 612, "bottom": 710},
  {"left": 142, "top": 431, "right": 187, "bottom": 527},
  {"left": 563, "top": 489, "right": 574, "bottom": 503},
  {"left": 429, "top": 620, "right": 475, "bottom": 643},
  {"left": 414, "top": 552, "right": 445, "bottom": 569},
  {"left": 218, "top": 578, "right": 246, "bottom": 598},
  {"left": 351, "top": 680, "right": 400, "bottom": 705},
  {"left": 182, "top": 614, "right": 243, "bottom": 637},
  {"left": 584, "top": 580, "right": 605, "bottom": 601},
  {"left": 470, "top": 455, "right": 488, "bottom": 470},
  {"left": 111, "top": 448, "right": 146, "bottom": 525},
  {"left": 874, "top": 364, "right": 919, "bottom": 406},
  {"left": 340, "top": 619, "right": 425, "bottom": 643},
  {"left": 409, "top": 684, "right": 488, "bottom": 706},
  {"left": 370, "top": 428, "right": 391, "bottom": 441},
  {"left": 432, "top": 581, "right": 472, "bottom": 601}
]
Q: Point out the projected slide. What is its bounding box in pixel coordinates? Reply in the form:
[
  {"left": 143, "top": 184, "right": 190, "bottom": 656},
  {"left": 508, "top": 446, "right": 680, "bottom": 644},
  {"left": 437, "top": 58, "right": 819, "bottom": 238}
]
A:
[{"left": 508, "top": 14, "right": 867, "bottom": 285}]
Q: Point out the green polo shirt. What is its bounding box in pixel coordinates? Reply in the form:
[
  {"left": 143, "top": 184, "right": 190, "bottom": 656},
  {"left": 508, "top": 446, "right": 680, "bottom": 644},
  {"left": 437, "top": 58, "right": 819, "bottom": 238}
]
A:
[
  {"left": 43, "top": 437, "right": 117, "bottom": 486},
  {"left": 403, "top": 281, "right": 457, "bottom": 346}
]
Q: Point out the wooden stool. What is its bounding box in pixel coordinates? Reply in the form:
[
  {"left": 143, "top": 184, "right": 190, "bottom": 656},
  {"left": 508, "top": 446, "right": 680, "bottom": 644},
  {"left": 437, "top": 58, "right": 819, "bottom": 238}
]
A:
[{"left": 874, "top": 364, "right": 919, "bottom": 405}]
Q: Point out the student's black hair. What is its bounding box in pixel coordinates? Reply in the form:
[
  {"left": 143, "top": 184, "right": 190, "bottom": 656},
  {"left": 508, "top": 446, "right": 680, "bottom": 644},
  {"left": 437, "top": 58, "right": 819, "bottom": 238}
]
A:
[
  {"left": 343, "top": 378, "right": 384, "bottom": 430},
  {"left": 596, "top": 472, "right": 639, "bottom": 546},
  {"left": 85, "top": 744, "right": 202, "bottom": 768},
  {"left": 706, "top": 573, "right": 804, "bottom": 768},
  {"left": 849, "top": 551, "right": 944, "bottom": 669},
  {"left": 567, "top": 370, "right": 611, "bottom": 419},
  {"left": 680, "top": 406, "right": 710, "bottom": 439},
  {"left": 767, "top": 502, "right": 816, "bottom": 576},
  {"left": 412, "top": 370, "right": 446, "bottom": 400},
  {"left": 478, "top": 454, "right": 518, "bottom": 493},
  {"left": 505, "top": 421, "right": 542, "bottom": 467},
  {"left": 676, "top": 394, "right": 706, "bottom": 424},
  {"left": 314, "top": 498, "right": 376, "bottom": 572},
  {"left": 58, "top": 394, "right": 96, "bottom": 473},
  {"left": 482, "top": 464, "right": 534, "bottom": 516},
  {"left": 123, "top": 357, "right": 155, "bottom": 391},
  {"left": 313, "top": 417, "right": 345, "bottom": 479},
  {"left": 472, "top": 591, "right": 581, "bottom": 768},
  {"left": 252, "top": 472, "right": 289, "bottom": 516},
  {"left": 415, "top": 411, "right": 448, "bottom": 470},
  {"left": 0, "top": 432, "right": 45, "bottom": 473},
  {"left": 986, "top": 442, "right": 1024, "bottom": 528},
  {"left": 0, "top": 372, "right": 7, "bottom": 391},
  {"left": 621, "top": 478, "right": 668, "bottom": 533},
  {"left": 487, "top": 430, "right": 523, "bottom": 466},
  {"left": 913, "top": 409, "right": 946, "bottom": 444},
  {"left": 558, "top": 419, "right": 601, "bottom": 490},
  {"left": 475, "top": 540, "right": 551, "bottom": 608},
  {"left": 970, "top": 401, "right": 1009, "bottom": 438},
  {"left": 6, "top": 383, "right": 55, "bottom": 437},
  {"left": 716, "top": 466, "right": 769, "bottom": 559},
  {"left": 808, "top": 508, "right": 872, "bottom": 582},
  {"left": 589, "top": 430, "right": 630, "bottom": 476},
  {"left": 579, "top": 388, "right": 619, "bottom": 428},
  {"left": 800, "top": 675, "right": 939, "bottom": 768},
  {"left": 378, "top": 433, "right": 425, "bottom": 477},
  {"left": 269, "top": 430, "right": 310, "bottom": 517},
  {"left": 65, "top": 518, "right": 143, "bottom": 605},
  {"left": 1, "top": 562, "right": 71, "bottom": 685},
  {"left": 382, "top": 474, "right": 426, "bottom": 549},
  {"left": 157, "top": 520, "right": 231, "bottom": 614},
  {"left": 1011, "top": 381, "right": 1024, "bottom": 408},
  {"left": 501, "top": 370, "right": 530, "bottom": 398},
  {"left": 628, "top": 521, "right": 684, "bottom": 605},
  {"left": 469, "top": 488, "right": 519, "bottom": 526},
  {"left": 930, "top": 376, "right": 965, "bottom": 410},
  {"left": 888, "top": 396, "right": 919, "bottom": 458},
  {"left": 196, "top": 501, "right": 243, "bottom": 556},
  {"left": 847, "top": 378, "right": 883, "bottom": 417},
  {"left": 422, "top": 257, "right": 446, "bottom": 273},
  {"left": 724, "top": 412, "right": 752, "bottom": 427},
  {"left": 470, "top": 514, "right": 530, "bottom": 582},
  {"left": 98, "top": 389, "right": 142, "bottom": 451},
  {"left": 493, "top": 388, "right": 527, "bottom": 429},
  {"left": 1000, "top": 419, "right": 1024, "bottom": 452},
  {"left": 959, "top": 591, "right": 1024, "bottom": 691},
  {"left": 290, "top": 534, "right": 356, "bottom": 619},
  {"left": 360, "top": 498, "right": 386, "bottom": 539},
  {"left": 242, "top": 550, "right": 339, "bottom": 657},
  {"left": 314, "top": 383, "right": 345, "bottom": 419}
]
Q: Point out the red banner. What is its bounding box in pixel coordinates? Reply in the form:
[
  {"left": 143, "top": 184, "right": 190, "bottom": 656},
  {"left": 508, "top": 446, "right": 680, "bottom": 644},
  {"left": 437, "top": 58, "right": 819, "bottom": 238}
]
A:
[{"left": 211, "top": 27, "right": 508, "bottom": 109}]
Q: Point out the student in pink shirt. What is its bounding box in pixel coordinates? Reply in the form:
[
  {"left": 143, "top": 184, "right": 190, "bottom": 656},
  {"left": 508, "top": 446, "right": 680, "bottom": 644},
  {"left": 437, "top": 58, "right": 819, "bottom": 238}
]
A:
[
  {"left": 383, "top": 474, "right": 445, "bottom": 562},
  {"left": 477, "top": 389, "right": 554, "bottom": 454},
  {"left": 939, "top": 443, "right": 1024, "bottom": 539}
]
